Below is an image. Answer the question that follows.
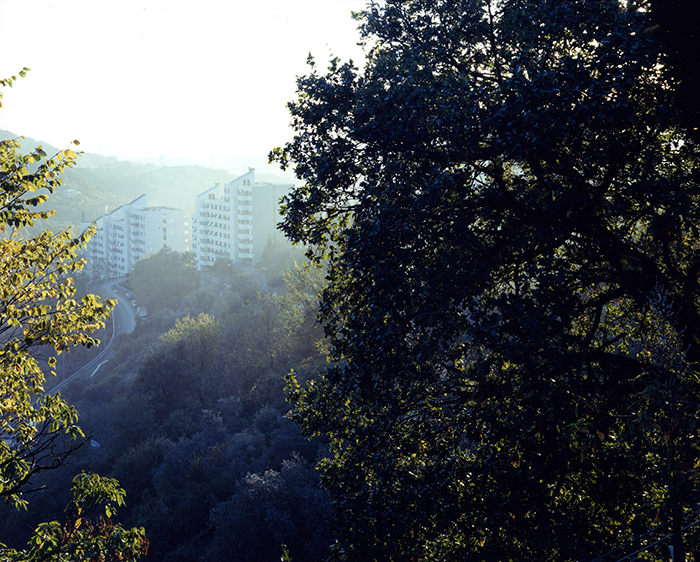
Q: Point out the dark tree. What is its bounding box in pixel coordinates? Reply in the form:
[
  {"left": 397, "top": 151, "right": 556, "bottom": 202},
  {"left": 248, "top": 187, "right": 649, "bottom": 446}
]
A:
[
  {"left": 130, "top": 247, "right": 199, "bottom": 314},
  {"left": 272, "top": 1, "right": 700, "bottom": 560},
  {"left": 134, "top": 313, "right": 224, "bottom": 422},
  {"left": 647, "top": 0, "right": 700, "bottom": 141}
]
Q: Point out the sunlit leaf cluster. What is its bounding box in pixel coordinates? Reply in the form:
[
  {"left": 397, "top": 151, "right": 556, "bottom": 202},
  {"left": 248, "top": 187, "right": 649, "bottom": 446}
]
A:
[{"left": 0, "top": 73, "right": 146, "bottom": 561}]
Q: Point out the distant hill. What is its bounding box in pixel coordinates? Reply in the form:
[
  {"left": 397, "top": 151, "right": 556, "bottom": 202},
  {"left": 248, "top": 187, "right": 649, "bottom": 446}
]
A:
[
  {"left": 0, "top": 130, "right": 241, "bottom": 232},
  {"left": 65, "top": 161, "right": 236, "bottom": 217}
]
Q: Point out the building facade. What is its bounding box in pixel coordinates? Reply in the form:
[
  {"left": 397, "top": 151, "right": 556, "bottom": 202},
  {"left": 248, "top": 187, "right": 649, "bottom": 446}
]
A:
[
  {"left": 81, "top": 195, "right": 191, "bottom": 277},
  {"left": 193, "top": 169, "right": 292, "bottom": 269}
]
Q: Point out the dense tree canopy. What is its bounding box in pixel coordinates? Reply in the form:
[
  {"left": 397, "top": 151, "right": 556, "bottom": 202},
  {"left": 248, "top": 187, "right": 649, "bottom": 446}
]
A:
[
  {"left": 0, "top": 71, "right": 146, "bottom": 561},
  {"left": 272, "top": 1, "right": 700, "bottom": 560},
  {"left": 135, "top": 313, "right": 224, "bottom": 421},
  {"left": 58, "top": 261, "right": 332, "bottom": 561},
  {"left": 647, "top": 0, "right": 700, "bottom": 141},
  {"left": 130, "top": 247, "right": 199, "bottom": 314}
]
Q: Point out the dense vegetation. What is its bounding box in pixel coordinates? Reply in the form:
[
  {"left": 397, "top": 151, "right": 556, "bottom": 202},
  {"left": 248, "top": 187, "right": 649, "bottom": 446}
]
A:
[
  {"left": 271, "top": 0, "right": 700, "bottom": 560},
  {"left": 0, "top": 245, "right": 334, "bottom": 562}
]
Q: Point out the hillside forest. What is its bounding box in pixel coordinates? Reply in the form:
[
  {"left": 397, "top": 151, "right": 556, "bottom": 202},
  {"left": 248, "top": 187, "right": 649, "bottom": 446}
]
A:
[
  {"left": 3, "top": 0, "right": 700, "bottom": 561},
  {"left": 0, "top": 241, "right": 334, "bottom": 562}
]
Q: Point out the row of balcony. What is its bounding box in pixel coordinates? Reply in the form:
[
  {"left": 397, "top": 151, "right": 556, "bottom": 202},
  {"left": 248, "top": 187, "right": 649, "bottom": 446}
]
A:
[
  {"left": 199, "top": 211, "right": 230, "bottom": 218},
  {"left": 199, "top": 247, "right": 230, "bottom": 256},
  {"left": 200, "top": 201, "right": 230, "bottom": 209}
]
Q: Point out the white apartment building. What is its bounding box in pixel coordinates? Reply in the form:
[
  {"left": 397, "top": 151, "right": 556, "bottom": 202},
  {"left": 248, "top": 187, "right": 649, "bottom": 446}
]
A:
[
  {"left": 193, "top": 169, "right": 292, "bottom": 269},
  {"left": 81, "top": 195, "right": 191, "bottom": 277}
]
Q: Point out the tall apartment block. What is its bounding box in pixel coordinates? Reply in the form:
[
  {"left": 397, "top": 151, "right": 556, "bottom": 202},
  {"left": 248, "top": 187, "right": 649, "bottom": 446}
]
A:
[
  {"left": 193, "top": 169, "right": 292, "bottom": 269},
  {"left": 81, "top": 195, "right": 191, "bottom": 277}
]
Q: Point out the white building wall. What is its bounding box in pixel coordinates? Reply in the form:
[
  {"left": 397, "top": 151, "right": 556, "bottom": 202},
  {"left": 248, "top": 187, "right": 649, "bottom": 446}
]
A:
[
  {"left": 143, "top": 207, "right": 190, "bottom": 254},
  {"left": 231, "top": 170, "right": 256, "bottom": 266},
  {"left": 193, "top": 170, "right": 292, "bottom": 269},
  {"left": 81, "top": 214, "right": 109, "bottom": 274},
  {"left": 194, "top": 184, "right": 233, "bottom": 269},
  {"left": 81, "top": 195, "right": 189, "bottom": 277},
  {"left": 250, "top": 181, "right": 292, "bottom": 265}
]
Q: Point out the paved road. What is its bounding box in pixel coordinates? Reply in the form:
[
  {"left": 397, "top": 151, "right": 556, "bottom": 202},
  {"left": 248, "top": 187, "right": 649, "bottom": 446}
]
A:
[
  {"left": 105, "top": 279, "right": 137, "bottom": 335},
  {"left": 52, "top": 279, "right": 137, "bottom": 392}
]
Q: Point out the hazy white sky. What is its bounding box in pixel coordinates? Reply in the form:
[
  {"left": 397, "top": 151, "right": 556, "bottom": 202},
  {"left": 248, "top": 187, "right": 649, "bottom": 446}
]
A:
[{"left": 0, "top": 0, "right": 368, "bottom": 164}]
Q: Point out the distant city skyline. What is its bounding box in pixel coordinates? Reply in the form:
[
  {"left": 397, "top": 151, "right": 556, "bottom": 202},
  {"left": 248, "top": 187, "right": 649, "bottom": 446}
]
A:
[{"left": 0, "top": 0, "right": 368, "bottom": 166}]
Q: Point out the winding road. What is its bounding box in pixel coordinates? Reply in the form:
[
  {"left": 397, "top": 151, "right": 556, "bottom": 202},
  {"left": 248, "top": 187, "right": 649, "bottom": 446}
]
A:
[{"left": 52, "top": 278, "right": 137, "bottom": 393}]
